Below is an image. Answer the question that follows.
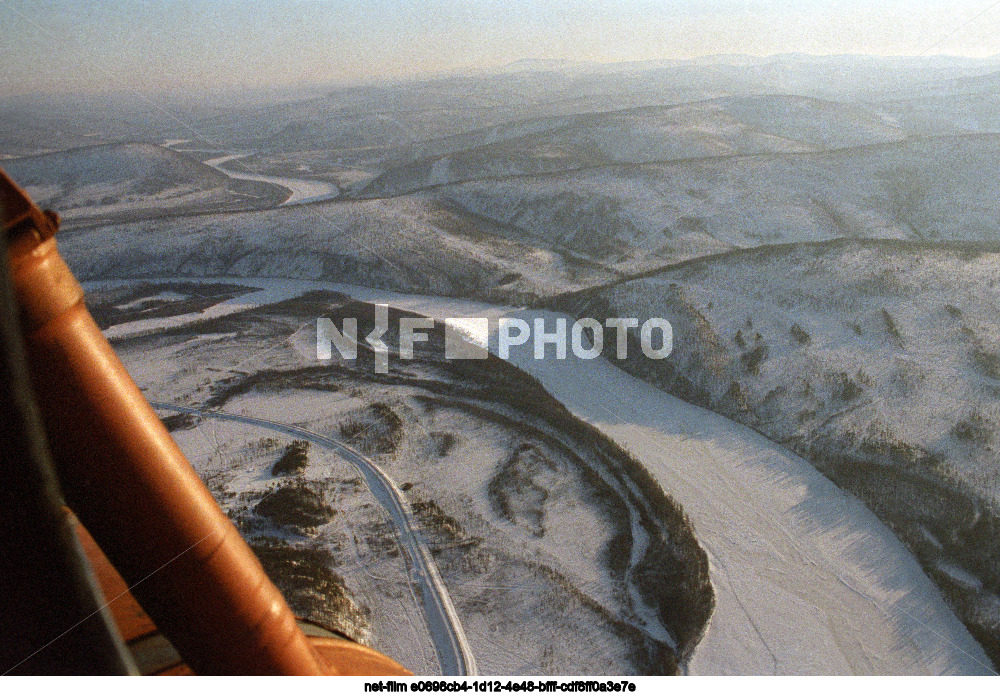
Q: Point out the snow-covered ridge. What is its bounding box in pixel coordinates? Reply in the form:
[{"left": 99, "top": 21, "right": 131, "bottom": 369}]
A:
[
  {"left": 2, "top": 142, "right": 236, "bottom": 222},
  {"left": 550, "top": 239, "right": 1000, "bottom": 668},
  {"left": 359, "top": 95, "right": 907, "bottom": 199},
  {"left": 406, "top": 133, "right": 1000, "bottom": 274}
]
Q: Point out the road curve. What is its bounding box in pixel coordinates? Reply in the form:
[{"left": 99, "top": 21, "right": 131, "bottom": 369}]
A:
[{"left": 150, "top": 401, "right": 477, "bottom": 676}]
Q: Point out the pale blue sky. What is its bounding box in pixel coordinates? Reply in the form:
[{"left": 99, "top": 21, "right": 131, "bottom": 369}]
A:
[{"left": 3, "top": 0, "right": 1000, "bottom": 94}]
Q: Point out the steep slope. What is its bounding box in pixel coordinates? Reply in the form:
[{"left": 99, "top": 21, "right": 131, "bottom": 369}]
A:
[{"left": 549, "top": 239, "right": 1000, "bottom": 666}]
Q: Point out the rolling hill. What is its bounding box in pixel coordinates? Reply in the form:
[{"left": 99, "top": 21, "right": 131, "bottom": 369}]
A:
[
  {"left": 2, "top": 142, "right": 277, "bottom": 223},
  {"left": 549, "top": 239, "right": 1000, "bottom": 666}
]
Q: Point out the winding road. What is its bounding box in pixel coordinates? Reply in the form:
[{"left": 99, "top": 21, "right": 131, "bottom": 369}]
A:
[{"left": 149, "top": 401, "right": 477, "bottom": 677}]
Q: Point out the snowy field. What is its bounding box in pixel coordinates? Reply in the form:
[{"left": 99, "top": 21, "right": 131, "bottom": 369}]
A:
[
  {"left": 94, "top": 278, "right": 709, "bottom": 674},
  {"left": 88, "top": 277, "right": 992, "bottom": 674}
]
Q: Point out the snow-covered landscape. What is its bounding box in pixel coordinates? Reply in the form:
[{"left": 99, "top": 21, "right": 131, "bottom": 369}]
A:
[{"left": 5, "top": 50, "right": 1000, "bottom": 674}]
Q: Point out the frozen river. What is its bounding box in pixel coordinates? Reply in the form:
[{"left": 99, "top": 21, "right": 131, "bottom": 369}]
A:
[{"left": 91, "top": 276, "right": 994, "bottom": 675}]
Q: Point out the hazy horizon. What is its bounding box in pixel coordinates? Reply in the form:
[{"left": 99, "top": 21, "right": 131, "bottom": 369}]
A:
[{"left": 4, "top": 0, "right": 1000, "bottom": 96}]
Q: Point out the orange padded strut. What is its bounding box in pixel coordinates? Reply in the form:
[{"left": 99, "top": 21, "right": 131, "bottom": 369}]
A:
[{"left": 3, "top": 168, "right": 328, "bottom": 675}]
